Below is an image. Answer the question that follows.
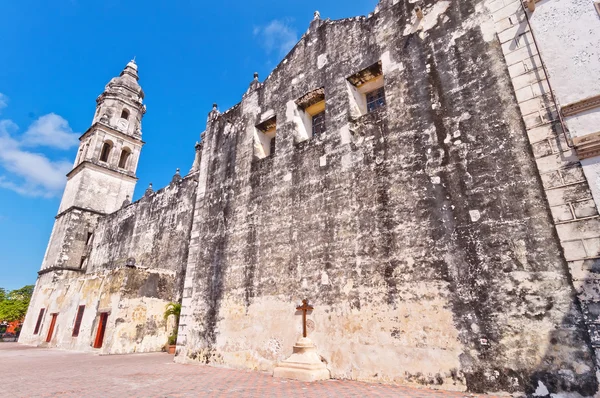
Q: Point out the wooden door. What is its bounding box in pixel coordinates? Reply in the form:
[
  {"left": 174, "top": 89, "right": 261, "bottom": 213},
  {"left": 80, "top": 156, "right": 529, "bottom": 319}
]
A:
[
  {"left": 46, "top": 313, "right": 58, "bottom": 343},
  {"left": 93, "top": 313, "right": 108, "bottom": 349}
]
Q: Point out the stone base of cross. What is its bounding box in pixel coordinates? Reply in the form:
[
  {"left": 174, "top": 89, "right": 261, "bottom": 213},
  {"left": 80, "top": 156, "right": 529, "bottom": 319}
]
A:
[{"left": 272, "top": 299, "right": 330, "bottom": 382}]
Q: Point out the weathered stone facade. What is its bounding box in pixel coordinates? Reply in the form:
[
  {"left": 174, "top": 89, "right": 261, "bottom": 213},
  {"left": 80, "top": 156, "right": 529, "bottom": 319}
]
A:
[
  {"left": 20, "top": 62, "right": 198, "bottom": 355},
  {"left": 22, "top": 0, "right": 600, "bottom": 395}
]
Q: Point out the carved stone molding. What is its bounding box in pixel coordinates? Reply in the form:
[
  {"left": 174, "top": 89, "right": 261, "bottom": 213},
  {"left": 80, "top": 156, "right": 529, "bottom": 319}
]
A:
[
  {"left": 561, "top": 94, "right": 600, "bottom": 117},
  {"left": 573, "top": 131, "right": 600, "bottom": 160}
]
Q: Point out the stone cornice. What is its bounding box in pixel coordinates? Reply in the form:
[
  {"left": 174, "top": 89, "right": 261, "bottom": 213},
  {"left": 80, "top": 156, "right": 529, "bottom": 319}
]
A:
[
  {"left": 96, "top": 91, "right": 145, "bottom": 113},
  {"left": 561, "top": 94, "right": 600, "bottom": 117},
  {"left": 573, "top": 131, "right": 600, "bottom": 160},
  {"left": 38, "top": 266, "right": 86, "bottom": 276},
  {"left": 66, "top": 160, "right": 139, "bottom": 181},
  {"left": 79, "top": 122, "right": 145, "bottom": 144},
  {"left": 55, "top": 205, "right": 106, "bottom": 220}
]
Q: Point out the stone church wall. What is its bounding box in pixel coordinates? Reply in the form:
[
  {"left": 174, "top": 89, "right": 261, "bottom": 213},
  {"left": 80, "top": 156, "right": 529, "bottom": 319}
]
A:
[
  {"left": 177, "top": 0, "right": 598, "bottom": 395},
  {"left": 20, "top": 175, "right": 197, "bottom": 354}
]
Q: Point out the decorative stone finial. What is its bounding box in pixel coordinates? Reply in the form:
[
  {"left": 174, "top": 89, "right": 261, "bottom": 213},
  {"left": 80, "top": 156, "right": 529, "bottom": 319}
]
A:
[
  {"left": 314, "top": 10, "right": 320, "bottom": 20},
  {"left": 172, "top": 168, "right": 183, "bottom": 183},
  {"left": 212, "top": 103, "right": 218, "bottom": 111},
  {"left": 121, "top": 195, "right": 131, "bottom": 208},
  {"left": 190, "top": 142, "right": 204, "bottom": 174},
  {"left": 145, "top": 183, "right": 154, "bottom": 196},
  {"left": 254, "top": 72, "right": 259, "bottom": 81}
]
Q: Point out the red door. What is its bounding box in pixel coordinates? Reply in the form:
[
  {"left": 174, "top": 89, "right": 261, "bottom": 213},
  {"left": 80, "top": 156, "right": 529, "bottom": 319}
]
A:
[
  {"left": 46, "top": 313, "right": 58, "bottom": 343},
  {"left": 93, "top": 313, "right": 108, "bottom": 348}
]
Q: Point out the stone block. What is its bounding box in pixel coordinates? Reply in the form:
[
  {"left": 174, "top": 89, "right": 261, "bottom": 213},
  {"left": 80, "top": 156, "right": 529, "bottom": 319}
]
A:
[
  {"left": 540, "top": 171, "right": 563, "bottom": 189},
  {"left": 527, "top": 123, "right": 558, "bottom": 144},
  {"left": 573, "top": 199, "right": 599, "bottom": 218},
  {"left": 503, "top": 44, "right": 539, "bottom": 66},
  {"left": 498, "top": 21, "right": 530, "bottom": 44},
  {"left": 561, "top": 166, "right": 586, "bottom": 185},
  {"left": 535, "top": 149, "right": 579, "bottom": 173},
  {"left": 550, "top": 204, "right": 574, "bottom": 222},
  {"left": 508, "top": 56, "right": 543, "bottom": 79},
  {"left": 545, "top": 183, "right": 592, "bottom": 206},
  {"left": 531, "top": 139, "right": 553, "bottom": 158},
  {"left": 562, "top": 240, "right": 588, "bottom": 261},
  {"left": 492, "top": 1, "right": 524, "bottom": 22},
  {"left": 584, "top": 237, "right": 600, "bottom": 258},
  {"left": 556, "top": 218, "right": 600, "bottom": 241}
]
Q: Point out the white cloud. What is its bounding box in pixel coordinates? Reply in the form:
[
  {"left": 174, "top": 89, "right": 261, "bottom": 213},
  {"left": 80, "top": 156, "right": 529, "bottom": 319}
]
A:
[
  {"left": 22, "top": 113, "right": 79, "bottom": 150},
  {"left": 0, "top": 114, "right": 75, "bottom": 198},
  {"left": 254, "top": 20, "right": 298, "bottom": 57},
  {"left": 0, "top": 93, "right": 8, "bottom": 113}
]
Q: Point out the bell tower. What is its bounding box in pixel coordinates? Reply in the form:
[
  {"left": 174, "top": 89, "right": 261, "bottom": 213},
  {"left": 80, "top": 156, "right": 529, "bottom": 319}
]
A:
[
  {"left": 39, "top": 60, "right": 146, "bottom": 273},
  {"left": 63, "top": 60, "right": 146, "bottom": 215}
]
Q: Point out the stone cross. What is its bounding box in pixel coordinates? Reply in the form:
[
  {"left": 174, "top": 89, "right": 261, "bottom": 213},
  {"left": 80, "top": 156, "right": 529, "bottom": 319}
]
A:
[{"left": 296, "top": 299, "right": 314, "bottom": 338}]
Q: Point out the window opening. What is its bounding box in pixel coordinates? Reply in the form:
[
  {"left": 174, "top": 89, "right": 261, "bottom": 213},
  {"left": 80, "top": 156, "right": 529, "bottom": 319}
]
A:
[
  {"left": 72, "top": 306, "right": 85, "bottom": 337},
  {"left": 99, "top": 142, "right": 112, "bottom": 162},
  {"left": 120, "top": 109, "right": 129, "bottom": 120},
  {"left": 254, "top": 116, "right": 277, "bottom": 159},
  {"left": 269, "top": 137, "right": 276, "bottom": 156},
  {"left": 33, "top": 308, "right": 45, "bottom": 335},
  {"left": 366, "top": 87, "right": 386, "bottom": 113},
  {"left": 295, "top": 87, "right": 326, "bottom": 140},
  {"left": 118, "top": 149, "right": 131, "bottom": 169},
  {"left": 347, "top": 61, "right": 386, "bottom": 116},
  {"left": 312, "top": 111, "right": 326, "bottom": 136},
  {"left": 85, "top": 232, "right": 93, "bottom": 246}
]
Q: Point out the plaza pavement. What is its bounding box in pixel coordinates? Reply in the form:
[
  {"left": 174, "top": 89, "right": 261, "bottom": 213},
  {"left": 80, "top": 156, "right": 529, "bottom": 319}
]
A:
[{"left": 0, "top": 343, "right": 504, "bottom": 397}]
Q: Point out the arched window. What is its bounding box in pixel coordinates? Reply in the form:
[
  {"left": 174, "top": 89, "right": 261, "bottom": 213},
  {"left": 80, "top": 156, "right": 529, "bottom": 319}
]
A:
[
  {"left": 118, "top": 148, "right": 131, "bottom": 169},
  {"left": 99, "top": 141, "right": 113, "bottom": 162},
  {"left": 120, "top": 109, "right": 129, "bottom": 120}
]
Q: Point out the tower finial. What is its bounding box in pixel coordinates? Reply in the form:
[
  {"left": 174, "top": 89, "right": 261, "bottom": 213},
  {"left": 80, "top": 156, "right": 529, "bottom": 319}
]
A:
[
  {"left": 314, "top": 10, "right": 320, "bottom": 20},
  {"left": 254, "top": 72, "right": 259, "bottom": 81}
]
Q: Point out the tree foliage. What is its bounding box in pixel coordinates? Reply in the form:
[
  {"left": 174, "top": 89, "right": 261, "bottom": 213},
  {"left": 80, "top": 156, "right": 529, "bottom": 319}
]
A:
[{"left": 0, "top": 285, "right": 34, "bottom": 322}]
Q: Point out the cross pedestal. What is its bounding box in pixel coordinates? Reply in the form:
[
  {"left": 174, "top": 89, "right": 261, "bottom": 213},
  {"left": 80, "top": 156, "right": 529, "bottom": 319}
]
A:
[{"left": 273, "top": 300, "right": 330, "bottom": 382}]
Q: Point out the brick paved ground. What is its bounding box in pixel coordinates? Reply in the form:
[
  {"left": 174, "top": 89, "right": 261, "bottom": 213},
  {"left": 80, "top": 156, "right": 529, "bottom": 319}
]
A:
[{"left": 0, "top": 343, "right": 504, "bottom": 397}]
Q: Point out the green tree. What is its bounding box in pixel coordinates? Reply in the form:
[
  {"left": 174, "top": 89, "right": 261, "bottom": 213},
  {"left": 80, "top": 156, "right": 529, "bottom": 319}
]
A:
[{"left": 0, "top": 285, "right": 34, "bottom": 322}]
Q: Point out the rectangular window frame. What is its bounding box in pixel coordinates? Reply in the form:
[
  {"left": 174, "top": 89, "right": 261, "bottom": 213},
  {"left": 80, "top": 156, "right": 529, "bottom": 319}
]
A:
[
  {"left": 346, "top": 61, "right": 386, "bottom": 116},
  {"left": 366, "top": 86, "right": 386, "bottom": 113},
  {"left": 311, "top": 110, "right": 326, "bottom": 136},
  {"left": 33, "top": 308, "right": 45, "bottom": 335},
  {"left": 294, "top": 88, "right": 326, "bottom": 142},
  {"left": 72, "top": 305, "right": 85, "bottom": 337},
  {"left": 254, "top": 116, "right": 277, "bottom": 160}
]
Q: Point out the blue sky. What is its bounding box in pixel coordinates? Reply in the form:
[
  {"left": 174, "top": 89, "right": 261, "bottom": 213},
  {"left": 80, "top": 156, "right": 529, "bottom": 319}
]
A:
[{"left": 0, "top": 0, "right": 378, "bottom": 291}]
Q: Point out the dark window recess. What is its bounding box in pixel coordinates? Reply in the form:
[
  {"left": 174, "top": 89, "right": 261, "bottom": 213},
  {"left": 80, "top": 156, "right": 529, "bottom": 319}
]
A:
[
  {"left": 312, "top": 111, "right": 326, "bottom": 136},
  {"left": 118, "top": 150, "right": 130, "bottom": 169},
  {"left": 269, "top": 137, "right": 276, "bottom": 157},
  {"left": 100, "top": 143, "right": 112, "bottom": 162},
  {"left": 46, "top": 313, "right": 58, "bottom": 343},
  {"left": 33, "top": 308, "right": 45, "bottom": 335},
  {"left": 79, "top": 256, "right": 86, "bottom": 268},
  {"left": 85, "top": 232, "right": 93, "bottom": 246},
  {"left": 120, "top": 109, "right": 129, "bottom": 120},
  {"left": 366, "top": 87, "right": 386, "bottom": 113},
  {"left": 72, "top": 306, "right": 85, "bottom": 337}
]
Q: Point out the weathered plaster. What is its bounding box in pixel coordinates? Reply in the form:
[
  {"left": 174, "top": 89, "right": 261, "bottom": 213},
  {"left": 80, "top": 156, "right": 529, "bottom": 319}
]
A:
[{"left": 177, "top": 0, "right": 598, "bottom": 394}]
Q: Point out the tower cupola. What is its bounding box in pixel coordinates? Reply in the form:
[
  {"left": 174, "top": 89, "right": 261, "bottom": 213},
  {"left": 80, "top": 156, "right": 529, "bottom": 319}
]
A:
[{"left": 93, "top": 60, "right": 146, "bottom": 139}]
